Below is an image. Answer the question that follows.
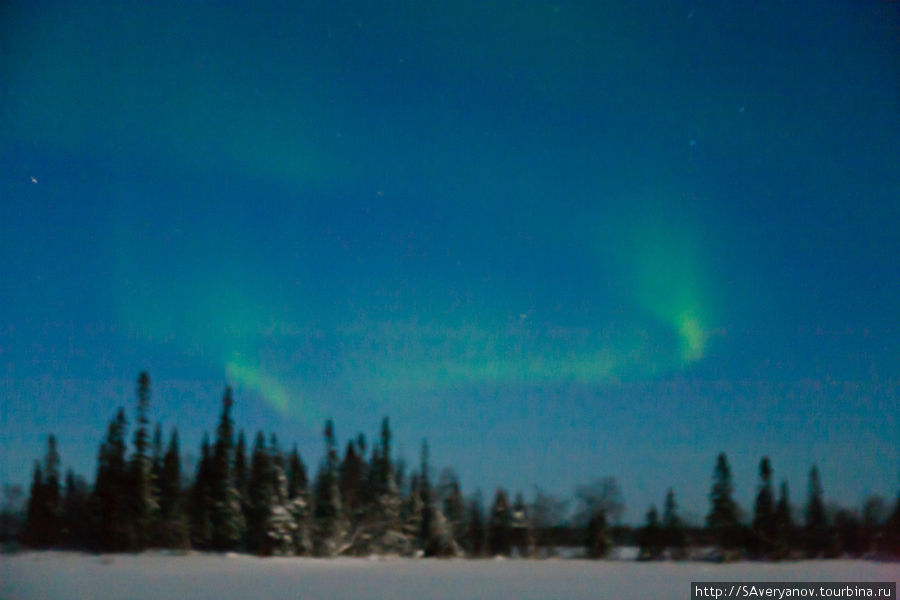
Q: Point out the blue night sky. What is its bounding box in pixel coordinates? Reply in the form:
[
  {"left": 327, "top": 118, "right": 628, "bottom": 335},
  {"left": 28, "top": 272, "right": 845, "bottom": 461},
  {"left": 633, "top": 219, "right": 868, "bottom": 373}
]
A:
[{"left": 1, "top": 1, "right": 898, "bottom": 524}]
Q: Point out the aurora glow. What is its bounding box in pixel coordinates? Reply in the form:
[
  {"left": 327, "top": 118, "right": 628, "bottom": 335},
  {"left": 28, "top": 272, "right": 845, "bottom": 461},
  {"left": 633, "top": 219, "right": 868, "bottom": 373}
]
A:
[{"left": 2, "top": 1, "right": 898, "bottom": 523}]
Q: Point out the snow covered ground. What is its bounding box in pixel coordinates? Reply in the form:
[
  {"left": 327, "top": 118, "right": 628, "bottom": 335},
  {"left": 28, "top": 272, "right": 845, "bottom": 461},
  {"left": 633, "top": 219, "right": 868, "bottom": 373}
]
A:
[{"left": 2, "top": 551, "right": 897, "bottom": 600}]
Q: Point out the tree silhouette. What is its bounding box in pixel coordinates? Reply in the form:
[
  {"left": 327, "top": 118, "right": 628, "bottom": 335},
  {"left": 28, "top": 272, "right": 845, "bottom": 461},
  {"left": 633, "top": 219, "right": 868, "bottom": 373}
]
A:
[{"left": 707, "top": 453, "right": 741, "bottom": 554}]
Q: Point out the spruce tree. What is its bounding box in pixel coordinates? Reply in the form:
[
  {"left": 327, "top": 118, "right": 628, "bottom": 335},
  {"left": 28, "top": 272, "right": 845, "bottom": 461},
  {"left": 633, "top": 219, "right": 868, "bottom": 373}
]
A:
[
  {"left": 23, "top": 461, "right": 44, "bottom": 547},
  {"left": 466, "top": 490, "right": 486, "bottom": 557},
  {"left": 210, "top": 387, "right": 244, "bottom": 551},
  {"left": 339, "top": 439, "right": 365, "bottom": 526},
  {"left": 662, "top": 488, "right": 687, "bottom": 559},
  {"left": 286, "top": 444, "right": 312, "bottom": 555},
  {"left": 189, "top": 433, "right": 213, "bottom": 549},
  {"left": 61, "top": 469, "right": 89, "bottom": 548},
  {"left": 131, "top": 372, "right": 155, "bottom": 549},
  {"left": 752, "top": 457, "right": 776, "bottom": 558},
  {"left": 234, "top": 429, "right": 249, "bottom": 539},
  {"left": 438, "top": 468, "right": 466, "bottom": 551},
  {"left": 313, "top": 419, "right": 346, "bottom": 555},
  {"left": 511, "top": 491, "right": 535, "bottom": 557},
  {"left": 159, "top": 429, "right": 188, "bottom": 549},
  {"left": 773, "top": 480, "right": 793, "bottom": 559},
  {"left": 804, "top": 465, "right": 828, "bottom": 557},
  {"left": 883, "top": 487, "right": 900, "bottom": 558},
  {"left": 246, "top": 431, "right": 273, "bottom": 554},
  {"left": 637, "top": 505, "right": 663, "bottom": 560},
  {"left": 488, "top": 488, "right": 512, "bottom": 556},
  {"left": 585, "top": 509, "right": 612, "bottom": 559},
  {"left": 706, "top": 453, "right": 740, "bottom": 553},
  {"left": 92, "top": 409, "right": 131, "bottom": 551},
  {"left": 265, "top": 436, "right": 297, "bottom": 555}
]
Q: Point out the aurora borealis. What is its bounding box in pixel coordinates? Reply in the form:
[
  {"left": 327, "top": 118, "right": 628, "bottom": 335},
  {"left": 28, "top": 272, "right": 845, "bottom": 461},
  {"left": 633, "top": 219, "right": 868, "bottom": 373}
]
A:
[{"left": 1, "top": 1, "right": 898, "bottom": 522}]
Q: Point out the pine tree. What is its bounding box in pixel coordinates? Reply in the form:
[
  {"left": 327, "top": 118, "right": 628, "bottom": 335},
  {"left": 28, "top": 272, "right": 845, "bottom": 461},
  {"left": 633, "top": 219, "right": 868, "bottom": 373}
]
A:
[
  {"left": 488, "top": 488, "right": 513, "bottom": 556},
  {"left": 752, "top": 457, "right": 776, "bottom": 558},
  {"left": 662, "top": 488, "right": 687, "bottom": 559},
  {"left": 707, "top": 453, "right": 740, "bottom": 554},
  {"left": 773, "top": 480, "right": 793, "bottom": 559},
  {"left": 131, "top": 372, "right": 155, "bottom": 549},
  {"left": 804, "top": 465, "right": 829, "bottom": 558},
  {"left": 210, "top": 387, "right": 244, "bottom": 551},
  {"left": 361, "top": 417, "right": 406, "bottom": 555},
  {"left": 637, "top": 505, "right": 663, "bottom": 560}
]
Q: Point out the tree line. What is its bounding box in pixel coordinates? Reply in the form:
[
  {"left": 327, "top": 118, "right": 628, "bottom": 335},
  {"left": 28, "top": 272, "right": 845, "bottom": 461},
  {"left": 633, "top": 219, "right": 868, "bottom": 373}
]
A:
[{"left": 5, "top": 372, "right": 900, "bottom": 561}]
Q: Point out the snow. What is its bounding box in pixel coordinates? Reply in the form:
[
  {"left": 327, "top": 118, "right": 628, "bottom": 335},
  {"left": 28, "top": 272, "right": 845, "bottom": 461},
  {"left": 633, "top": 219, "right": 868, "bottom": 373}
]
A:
[{"left": 1, "top": 551, "right": 897, "bottom": 600}]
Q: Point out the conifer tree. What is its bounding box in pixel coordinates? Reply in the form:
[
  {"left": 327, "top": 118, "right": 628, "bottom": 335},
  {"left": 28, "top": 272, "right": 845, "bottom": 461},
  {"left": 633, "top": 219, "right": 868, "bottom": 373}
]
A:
[
  {"left": 466, "top": 490, "right": 486, "bottom": 557},
  {"left": 883, "top": 487, "right": 900, "bottom": 558},
  {"left": 585, "top": 509, "right": 612, "bottom": 559},
  {"left": 804, "top": 465, "right": 829, "bottom": 557},
  {"left": 662, "top": 488, "right": 687, "bottom": 559},
  {"left": 61, "top": 469, "right": 89, "bottom": 548},
  {"left": 286, "top": 444, "right": 312, "bottom": 555},
  {"left": 752, "top": 457, "right": 776, "bottom": 558},
  {"left": 488, "top": 488, "right": 512, "bottom": 556},
  {"left": 339, "top": 439, "right": 365, "bottom": 526},
  {"left": 773, "top": 480, "right": 793, "bottom": 559},
  {"left": 313, "top": 419, "right": 346, "bottom": 555},
  {"left": 511, "top": 491, "right": 535, "bottom": 557},
  {"left": 264, "top": 436, "right": 296, "bottom": 555},
  {"left": 189, "top": 433, "right": 213, "bottom": 549},
  {"left": 707, "top": 453, "right": 740, "bottom": 553},
  {"left": 288, "top": 444, "right": 307, "bottom": 499},
  {"left": 131, "top": 372, "right": 155, "bottom": 549},
  {"left": 437, "top": 468, "right": 466, "bottom": 550},
  {"left": 234, "top": 429, "right": 249, "bottom": 538},
  {"left": 158, "top": 429, "right": 188, "bottom": 549},
  {"left": 92, "top": 409, "right": 131, "bottom": 551},
  {"left": 246, "top": 431, "right": 273, "bottom": 554},
  {"left": 210, "top": 387, "right": 244, "bottom": 551},
  {"left": 23, "top": 460, "right": 44, "bottom": 547},
  {"left": 637, "top": 505, "right": 663, "bottom": 560}
]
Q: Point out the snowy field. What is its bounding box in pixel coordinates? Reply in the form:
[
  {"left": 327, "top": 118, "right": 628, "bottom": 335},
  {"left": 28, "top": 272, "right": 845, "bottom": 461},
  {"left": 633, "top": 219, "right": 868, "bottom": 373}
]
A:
[{"left": 2, "top": 552, "right": 897, "bottom": 600}]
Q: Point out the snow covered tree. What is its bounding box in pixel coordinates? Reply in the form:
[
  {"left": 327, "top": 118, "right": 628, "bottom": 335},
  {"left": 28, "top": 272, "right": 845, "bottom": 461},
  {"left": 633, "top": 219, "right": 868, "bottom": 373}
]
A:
[
  {"left": 662, "top": 488, "right": 687, "bottom": 559},
  {"left": 751, "top": 457, "right": 776, "bottom": 558},
  {"left": 488, "top": 488, "right": 513, "bottom": 556},
  {"left": 356, "top": 418, "right": 408, "bottom": 555},
  {"left": 437, "top": 468, "right": 466, "bottom": 550},
  {"left": 313, "top": 419, "right": 347, "bottom": 555},
  {"left": 210, "top": 387, "right": 244, "bottom": 551},
  {"left": 264, "top": 439, "right": 296, "bottom": 556},
  {"left": 637, "top": 506, "right": 663, "bottom": 560},
  {"left": 706, "top": 453, "right": 740, "bottom": 553},
  {"left": 511, "top": 491, "right": 535, "bottom": 557},
  {"left": 286, "top": 444, "right": 312, "bottom": 555}
]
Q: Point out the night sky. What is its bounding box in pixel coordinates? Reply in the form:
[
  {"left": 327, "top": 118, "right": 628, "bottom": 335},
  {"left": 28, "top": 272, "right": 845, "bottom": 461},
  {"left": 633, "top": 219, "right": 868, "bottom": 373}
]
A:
[{"left": 1, "top": 1, "right": 898, "bottom": 524}]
